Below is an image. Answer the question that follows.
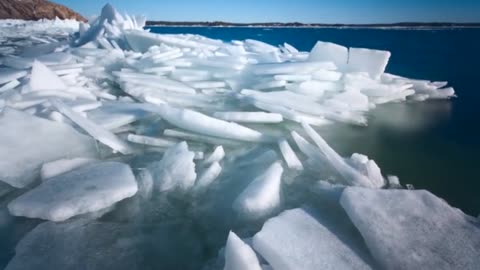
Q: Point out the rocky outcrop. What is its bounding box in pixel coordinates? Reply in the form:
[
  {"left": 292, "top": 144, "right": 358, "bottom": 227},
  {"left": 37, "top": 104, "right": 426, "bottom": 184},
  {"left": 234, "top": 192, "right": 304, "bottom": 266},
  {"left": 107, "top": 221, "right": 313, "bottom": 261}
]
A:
[{"left": 0, "top": 0, "right": 86, "bottom": 22}]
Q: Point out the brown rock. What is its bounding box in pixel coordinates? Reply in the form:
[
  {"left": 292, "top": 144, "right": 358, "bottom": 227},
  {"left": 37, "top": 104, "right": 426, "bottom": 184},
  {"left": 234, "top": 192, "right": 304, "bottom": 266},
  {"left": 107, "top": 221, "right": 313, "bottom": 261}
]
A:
[{"left": 0, "top": 0, "right": 87, "bottom": 22}]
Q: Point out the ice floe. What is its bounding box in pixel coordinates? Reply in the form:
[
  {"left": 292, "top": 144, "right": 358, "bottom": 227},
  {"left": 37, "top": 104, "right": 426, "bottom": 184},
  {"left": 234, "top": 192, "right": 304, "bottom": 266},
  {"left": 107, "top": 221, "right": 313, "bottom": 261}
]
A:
[
  {"left": 8, "top": 162, "right": 138, "bottom": 221},
  {"left": 0, "top": 3, "right": 473, "bottom": 269}
]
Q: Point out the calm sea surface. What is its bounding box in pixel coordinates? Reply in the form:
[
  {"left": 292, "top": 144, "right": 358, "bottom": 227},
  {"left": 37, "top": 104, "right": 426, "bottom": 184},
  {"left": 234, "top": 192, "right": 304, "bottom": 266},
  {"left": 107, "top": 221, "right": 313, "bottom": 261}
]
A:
[{"left": 148, "top": 27, "right": 480, "bottom": 216}]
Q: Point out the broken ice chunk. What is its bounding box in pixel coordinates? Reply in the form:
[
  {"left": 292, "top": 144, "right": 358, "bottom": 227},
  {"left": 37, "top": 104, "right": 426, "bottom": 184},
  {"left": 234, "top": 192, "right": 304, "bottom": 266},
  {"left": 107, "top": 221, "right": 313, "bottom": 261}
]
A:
[
  {"left": 348, "top": 48, "right": 391, "bottom": 79},
  {"left": 0, "top": 108, "right": 97, "bottom": 188},
  {"left": 233, "top": 162, "right": 283, "bottom": 220},
  {"left": 86, "top": 102, "right": 154, "bottom": 130},
  {"left": 50, "top": 98, "right": 133, "bottom": 155},
  {"left": 213, "top": 112, "right": 283, "bottom": 124},
  {"left": 29, "top": 60, "right": 67, "bottom": 91},
  {"left": 0, "top": 69, "right": 27, "bottom": 85},
  {"left": 252, "top": 208, "right": 374, "bottom": 270},
  {"left": 252, "top": 61, "right": 336, "bottom": 75},
  {"left": 147, "top": 142, "right": 197, "bottom": 192},
  {"left": 194, "top": 162, "right": 222, "bottom": 191},
  {"left": 277, "top": 139, "right": 303, "bottom": 171},
  {"left": 302, "top": 122, "right": 376, "bottom": 188},
  {"left": 204, "top": 145, "right": 226, "bottom": 164},
  {"left": 152, "top": 105, "right": 268, "bottom": 142},
  {"left": 127, "top": 134, "right": 177, "bottom": 148},
  {"left": 8, "top": 162, "right": 138, "bottom": 222},
  {"left": 348, "top": 153, "right": 385, "bottom": 188},
  {"left": 40, "top": 158, "right": 97, "bottom": 181},
  {"left": 308, "top": 41, "right": 348, "bottom": 69},
  {"left": 340, "top": 188, "right": 480, "bottom": 270},
  {"left": 0, "top": 79, "right": 20, "bottom": 93},
  {"left": 224, "top": 231, "right": 263, "bottom": 270}
]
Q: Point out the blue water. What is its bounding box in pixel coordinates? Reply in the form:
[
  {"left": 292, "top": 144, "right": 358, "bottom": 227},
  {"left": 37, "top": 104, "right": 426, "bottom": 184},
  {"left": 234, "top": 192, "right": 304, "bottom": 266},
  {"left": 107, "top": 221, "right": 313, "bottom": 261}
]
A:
[{"left": 148, "top": 27, "right": 480, "bottom": 216}]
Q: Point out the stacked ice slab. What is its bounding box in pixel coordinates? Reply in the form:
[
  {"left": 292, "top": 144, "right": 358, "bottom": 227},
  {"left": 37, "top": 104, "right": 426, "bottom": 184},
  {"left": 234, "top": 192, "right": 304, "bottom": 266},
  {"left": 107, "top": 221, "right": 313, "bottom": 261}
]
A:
[{"left": 0, "top": 4, "right": 475, "bottom": 270}]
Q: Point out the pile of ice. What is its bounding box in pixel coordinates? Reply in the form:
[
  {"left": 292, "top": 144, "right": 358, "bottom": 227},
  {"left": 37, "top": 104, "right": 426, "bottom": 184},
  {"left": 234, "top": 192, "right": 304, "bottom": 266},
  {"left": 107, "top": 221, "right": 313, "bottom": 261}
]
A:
[{"left": 0, "top": 4, "right": 476, "bottom": 270}]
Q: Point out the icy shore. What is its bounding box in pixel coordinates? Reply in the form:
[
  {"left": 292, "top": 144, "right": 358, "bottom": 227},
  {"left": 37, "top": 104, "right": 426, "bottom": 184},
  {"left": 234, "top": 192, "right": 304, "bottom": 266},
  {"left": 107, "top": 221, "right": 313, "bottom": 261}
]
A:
[{"left": 0, "top": 4, "right": 477, "bottom": 270}]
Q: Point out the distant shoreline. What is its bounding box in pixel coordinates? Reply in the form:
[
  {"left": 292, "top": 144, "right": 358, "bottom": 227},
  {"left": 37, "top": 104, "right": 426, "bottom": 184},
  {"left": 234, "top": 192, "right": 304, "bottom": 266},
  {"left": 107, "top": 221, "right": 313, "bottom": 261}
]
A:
[{"left": 146, "top": 21, "right": 480, "bottom": 29}]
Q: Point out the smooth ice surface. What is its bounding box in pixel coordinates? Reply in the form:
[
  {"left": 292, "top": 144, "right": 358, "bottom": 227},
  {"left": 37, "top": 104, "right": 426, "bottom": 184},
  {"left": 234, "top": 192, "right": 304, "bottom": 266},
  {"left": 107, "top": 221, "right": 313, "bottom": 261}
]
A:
[
  {"left": 5, "top": 219, "right": 204, "bottom": 270},
  {"left": 153, "top": 105, "right": 268, "bottom": 142},
  {"left": 224, "top": 231, "right": 262, "bottom": 270},
  {"left": 277, "top": 139, "right": 303, "bottom": 171},
  {"left": 340, "top": 188, "right": 480, "bottom": 270},
  {"left": 40, "top": 158, "right": 97, "bottom": 180},
  {"left": 213, "top": 112, "right": 283, "bottom": 123},
  {"left": 204, "top": 146, "right": 226, "bottom": 164},
  {"left": 233, "top": 162, "right": 283, "bottom": 220},
  {"left": 309, "top": 41, "right": 348, "bottom": 68},
  {"left": 8, "top": 162, "right": 138, "bottom": 221},
  {"left": 302, "top": 122, "right": 377, "bottom": 188},
  {"left": 147, "top": 142, "right": 197, "bottom": 192},
  {"left": 29, "top": 60, "right": 66, "bottom": 91},
  {"left": 195, "top": 162, "right": 222, "bottom": 191},
  {"left": 252, "top": 208, "right": 374, "bottom": 270},
  {"left": 0, "top": 108, "right": 97, "bottom": 188},
  {"left": 348, "top": 48, "right": 391, "bottom": 79},
  {"left": 50, "top": 98, "right": 133, "bottom": 154}
]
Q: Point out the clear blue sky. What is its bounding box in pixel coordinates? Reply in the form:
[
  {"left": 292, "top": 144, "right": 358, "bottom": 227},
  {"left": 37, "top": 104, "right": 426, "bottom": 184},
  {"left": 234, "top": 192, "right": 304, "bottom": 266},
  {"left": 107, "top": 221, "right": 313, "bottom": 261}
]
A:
[{"left": 54, "top": 0, "right": 480, "bottom": 23}]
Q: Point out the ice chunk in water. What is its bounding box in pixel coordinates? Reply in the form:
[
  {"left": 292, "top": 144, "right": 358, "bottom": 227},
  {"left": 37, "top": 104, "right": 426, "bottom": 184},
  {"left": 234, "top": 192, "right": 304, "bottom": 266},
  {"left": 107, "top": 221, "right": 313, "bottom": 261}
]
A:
[
  {"left": 204, "top": 145, "right": 225, "bottom": 164},
  {"left": 0, "top": 69, "right": 27, "bottom": 85},
  {"left": 233, "top": 162, "right": 283, "bottom": 220},
  {"left": 213, "top": 112, "right": 283, "bottom": 123},
  {"left": 147, "top": 142, "right": 197, "bottom": 192},
  {"left": 224, "top": 231, "right": 263, "bottom": 270},
  {"left": 194, "top": 162, "right": 222, "bottom": 191},
  {"left": 152, "top": 105, "right": 268, "bottom": 142},
  {"left": 8, "top": 162, "right": 138, "bottom": 221},
  {"left": 348, "top": 48, "right": 391, "bottom": 79},
  {"left": 29, "top": 60, "right": 66, "bottom": 91},
  {"left": 340, "top": 188, "right": 480, "bottom": 270},
  {"left": 40, "top": 158, "right": 97, "bottom": 180},
  {"left": 0, "top": 108, "right": 97, "bottom": 188},
  {"left": 50, "top": 98, "right": 133, "bottom": 155},
  {"left": 308, "top": 41, "right": 348, "bottom": 68},
  {"left": 5, "top": 219, "right": 204, "bottom": 270},
  {"left": 302, "top": 122, "right": 377, "bottom": 188},
  {"left": 348, "top": 153, "right": 385, "bottom": 188},
  {"left": 252, "top": 208, "right": 374, "bottom": 270},
  {"left": 277, "top": 139, "right": 303, "bottom": 172}
]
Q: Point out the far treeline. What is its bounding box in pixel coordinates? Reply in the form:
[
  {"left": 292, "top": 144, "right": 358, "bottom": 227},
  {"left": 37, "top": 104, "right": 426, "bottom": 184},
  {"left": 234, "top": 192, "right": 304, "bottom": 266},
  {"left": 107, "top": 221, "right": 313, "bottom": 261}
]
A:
[{"left": 145, "top": 21, "right": 480, "bottom": 28}]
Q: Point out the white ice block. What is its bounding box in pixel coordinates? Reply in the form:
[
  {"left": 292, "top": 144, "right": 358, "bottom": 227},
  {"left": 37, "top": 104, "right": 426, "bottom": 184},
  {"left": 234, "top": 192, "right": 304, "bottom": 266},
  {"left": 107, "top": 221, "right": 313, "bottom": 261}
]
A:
[
  {"left": 348, "top": 153, "right": 385, "bottom": 188},
  {"left": 29, "top": 60, "right": 67, "bottom": 91},
  {"left": 341, "top": 188, "right": 480, "bottom": 270},
  {"left": 195, "top": 162, "right": 222, "bottom": 190},
  {"left": 277, "top": 139, "right": 303, "bottom": 171},
  {"left": 204, "top": 145, "right": 226, "bottom": 164},
  {"left": 127, "top": 134, "right": 177, "bottom": 148},
  {"left": 8, "top": 162, "right": 138, "bottom": 221},
  {"left": 0, "top": 79, "right": 20, "bottom": 93},
  {"left": 252, "top": 208, "right": 374, "bottom": 270},
  {"left": 152, "top": 105, "right": 268, "bottom": 142},
  {"left": 213, "top": 112, "right": 283, "bottom": 123},
  {"left": 308, "top": 41, "right": 349, "bottom": 68},
  {"left": 252, "top": 61, "right": 336, "bottom": 75},
  {"left": 0, "top": 69, "right": 27, "bottom": 85},
  {"left": 302, "top": 122, "right": 376, "bottom": 187},
  {"left": 40, "top": 158, "right": 97, "bottom": 180},
  {"left": 348, "top": 48, "right": 391, "bottom": 79},
  {"left": 147, "top": 142, "right": 197, "bottom": 192},
  {"left": 233, "top": 162, "right": 283, "bottom": 220},
  {"left": 50, "top": 98, "right": 133, "bottom": 155},
  {"left": 224, "top": 231, "right": 263, "bottom": 270},
  {"left": 0, "top": 108, "right": 97, "bottom": 188}
]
